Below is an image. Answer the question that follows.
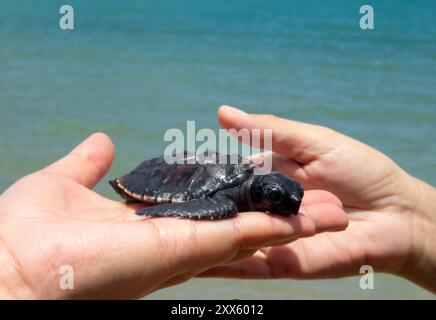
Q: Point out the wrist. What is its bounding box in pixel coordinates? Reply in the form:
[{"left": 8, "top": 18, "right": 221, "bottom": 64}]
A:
[{"left": 398, "top": 177, "right": 436, "bottom": 293}]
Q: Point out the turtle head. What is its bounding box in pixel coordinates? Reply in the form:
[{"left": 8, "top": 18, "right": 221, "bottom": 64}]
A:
[{"left": 250, "top": 172, "right": 304, "bottom": 215}]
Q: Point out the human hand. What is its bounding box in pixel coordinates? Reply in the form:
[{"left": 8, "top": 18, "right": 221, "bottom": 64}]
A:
[
  {"left": 204, "top": 106, "right": 436, "bottom": 293},
  {"left": 0, "top": 133, "right": 347, "bottom": 299}
]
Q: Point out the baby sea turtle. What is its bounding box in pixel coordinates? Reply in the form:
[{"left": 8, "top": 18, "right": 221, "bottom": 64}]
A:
[{"left": 109, "top": 152, "right": 304, "bottom": 220}]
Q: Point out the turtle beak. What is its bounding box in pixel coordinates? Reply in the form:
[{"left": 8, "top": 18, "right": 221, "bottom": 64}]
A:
[{"left": 289, "top": 194, "right": 302, "bottom": 215}]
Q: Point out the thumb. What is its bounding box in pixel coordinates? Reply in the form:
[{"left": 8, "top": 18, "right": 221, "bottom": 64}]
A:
[
  {"left": 217, "top": 105, "right": 337, "bottom": 163},
  {"left": 43, "top": 132, "right": 115, "bottom": 188}
]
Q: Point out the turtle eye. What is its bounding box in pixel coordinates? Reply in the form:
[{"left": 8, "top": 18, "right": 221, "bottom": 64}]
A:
[{"left": 268, "top": 189, "right": 282, "bottom": 202}]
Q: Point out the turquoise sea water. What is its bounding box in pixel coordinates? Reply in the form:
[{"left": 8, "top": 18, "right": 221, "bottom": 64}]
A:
[{"left": 1, "top": 0, "right": 435, "bottom": 299}]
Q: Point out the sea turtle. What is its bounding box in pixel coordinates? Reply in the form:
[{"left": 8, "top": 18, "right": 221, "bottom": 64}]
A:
[{"left": 109, "top": 151, "right": 304, "bottom": 220}]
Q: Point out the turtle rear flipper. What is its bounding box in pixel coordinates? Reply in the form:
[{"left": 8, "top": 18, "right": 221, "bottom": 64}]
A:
[{"left": 136, "top": 194, "right": 237, "bottom": 220}]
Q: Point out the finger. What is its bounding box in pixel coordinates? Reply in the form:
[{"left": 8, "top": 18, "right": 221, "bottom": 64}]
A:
[
  {"left": 249, "top": 151, "right": 306, "bottom": 182},
  {"left": 200, "top": 221, "right": 365, "bottom": 280},
  {"left": 302, "top": 189, "right": 343, "bottom": 207},
  {"left": 301, "top": 200, "right": 348, "bottom": 233},
  {"left": 218, "top": 105, "right": 339, "bottom": 164},
  {"left": 199, "top": 196, "right": 349, "bottom": 279},
  {"left": 200, "top": 239, "right": 347, "bottom": 280},
  {"left": 150, "top": 211, "right": 315, "bottom": 273},
  {"left": 69, "top": 211, "right": 316, "bottom": 298},
  {"left": 43, "top": 132, "right": 115, "bottom": 188},
  {"left": 149, "top": 211, "right": 316, "bottom": 255}
]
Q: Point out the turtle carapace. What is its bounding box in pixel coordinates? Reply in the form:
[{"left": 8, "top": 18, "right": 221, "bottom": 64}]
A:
[{"left": 110, "top": 152, "right": 304, "bottom": 220}]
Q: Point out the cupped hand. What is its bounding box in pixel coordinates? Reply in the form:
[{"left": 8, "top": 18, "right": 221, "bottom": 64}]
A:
[
  {"left": 0, "top": 133, "right": 347, "bottom": 299},
  {"left": 203, "top": 105, "right": 436, "bottom": 293}
]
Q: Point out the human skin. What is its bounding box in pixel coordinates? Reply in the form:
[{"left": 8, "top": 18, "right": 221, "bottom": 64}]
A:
[
  {"left": 0, "top": 133, "right": 347, "bottom": 299},
  {"left": 202, "top": 105, "right": 436, "bottom": 294}
]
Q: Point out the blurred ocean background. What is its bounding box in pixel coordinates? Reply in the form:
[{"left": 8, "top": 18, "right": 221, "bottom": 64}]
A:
[{"left": 0, "top": 0, "right": 435, "bottom": 299}]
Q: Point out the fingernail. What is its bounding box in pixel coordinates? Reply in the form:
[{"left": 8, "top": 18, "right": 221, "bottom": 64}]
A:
[{"left": 220, "top": 105, "right": 250, "bottom": 117}]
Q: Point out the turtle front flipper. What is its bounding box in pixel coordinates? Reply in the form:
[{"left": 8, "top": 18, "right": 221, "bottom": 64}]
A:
[{"left": 136, "top": 194, "right": 237, "bottom": 220}]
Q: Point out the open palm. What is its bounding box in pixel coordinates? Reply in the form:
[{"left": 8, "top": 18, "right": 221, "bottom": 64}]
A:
[
  {"left": 205, "top": 106, "right": 425, "bottom": 282},
  {"left": 0, "top": 132, "right": 347, "bottom": 299}
]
